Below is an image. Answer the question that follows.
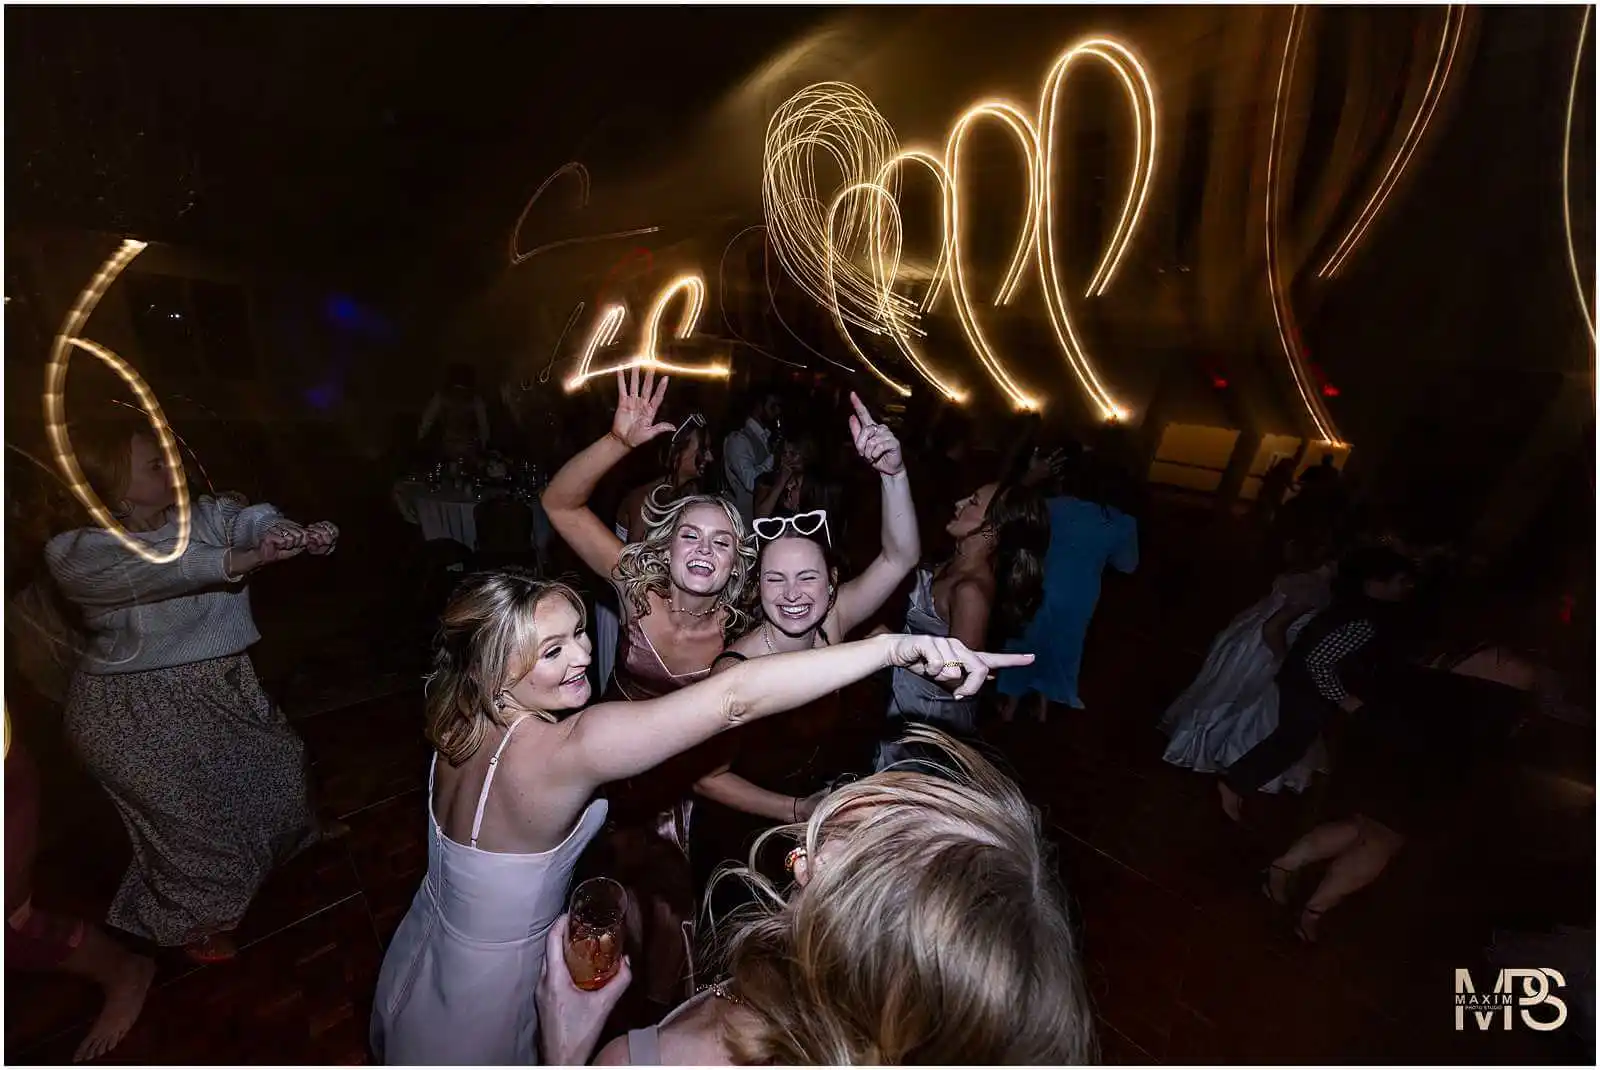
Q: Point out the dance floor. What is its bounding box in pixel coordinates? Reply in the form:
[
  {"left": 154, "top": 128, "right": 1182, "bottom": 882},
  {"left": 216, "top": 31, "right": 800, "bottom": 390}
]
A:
[{"left": 7, "top": 502, "right": 1591, "bottom": 1064}]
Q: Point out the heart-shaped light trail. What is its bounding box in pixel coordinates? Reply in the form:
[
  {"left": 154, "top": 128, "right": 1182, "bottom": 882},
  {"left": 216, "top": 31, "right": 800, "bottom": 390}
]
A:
[
  {"left": 45, "top": 240, "right": 192, "bottom": 563},
  {"left": 509, "top": 161, "right": 662, "bottom": 268},
  {"left": 563, "top": 275, "right": 730, "bottom": 392}
]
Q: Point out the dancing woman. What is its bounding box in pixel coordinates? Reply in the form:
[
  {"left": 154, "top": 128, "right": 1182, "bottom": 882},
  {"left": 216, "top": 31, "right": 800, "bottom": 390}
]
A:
[
  {"left": 44, "top": 418, "right": 337, "bottom": 964},
  {"left": 370, "top": 569, "right": 1028, "bottom": 1064},
  {"left": 617, "top": 413, "right": 715, "bottom": 545},
  {"left": 875, "top": 480, "right": 1050, "bottom": 770},
  {"left": 1160, "top": 546, "right": 1335, "bottom": 792},
  {"left": 542, "top": 368, "right": 756, "bottom": 1006},
  {"left": 690, "top": 394, "right": 917, "bottom": 889}
]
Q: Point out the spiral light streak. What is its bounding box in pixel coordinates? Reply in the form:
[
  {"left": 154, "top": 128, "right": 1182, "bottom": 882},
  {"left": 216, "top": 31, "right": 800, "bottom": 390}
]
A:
[
  {"left": 44, "top": 240, "right": 192, "bottom": 562},
  {"left": 1267, "top": 7, "right": 1344, "bottom": 446},
  {"left": 1315, "top": 6, "right": 1466, "bottom": 279},
  {"left": 563, "top": 274, "right": 729, "bottom": 391},
  {"left": 873, "top": 148, "right": 955, "bottom": 314},
  {"left": 1563, "top": 5, "right": 1595, "bottom": 345},
  {"left": 942, "top": 101, "right": 1045, "bottom": 411},
  {"left": 762, "top": 83, "right": 910, "bottom": 337},
  {"left": 508, "top": 161, "right": 661, "bottom": 268},
  {"left": 1034, "top": 39, "right": 1156, "bottom": 422}
]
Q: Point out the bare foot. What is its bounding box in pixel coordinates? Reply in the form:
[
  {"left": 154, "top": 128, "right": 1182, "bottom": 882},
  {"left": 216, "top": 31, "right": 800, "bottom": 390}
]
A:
[
  {"left": 184, "top": 932, "right": 237, "bottom": 964},
  {"left": 1217, "top": 780, "right": 1244, "bottom": 824},
  {"left": 1296, "top": 905, "right": 1325, "bottom": 944},
  {"left": 1263, "top": 863, "right": 1293, "bottom": 907},
  {"left": 75, "top": 953, "right": 155, "bottom": 1062}
]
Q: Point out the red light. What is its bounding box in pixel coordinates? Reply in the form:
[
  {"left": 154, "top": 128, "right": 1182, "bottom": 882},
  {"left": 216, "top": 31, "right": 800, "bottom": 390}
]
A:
[
  {"left": 1321, "top": 384, "right": 1340, "bottom": 397},
  {"left": 1211, "top": 376, "right": 1229, "bottom": 389}
]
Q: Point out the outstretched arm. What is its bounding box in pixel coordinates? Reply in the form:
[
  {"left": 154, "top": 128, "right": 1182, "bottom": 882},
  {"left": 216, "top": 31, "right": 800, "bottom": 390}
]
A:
[
  {"left": 555, "top": 633, "right": 1030, "bottom": 790},
  {"left": 541, "top": 368, "right": 675, "bottom": 581},
  {"left": 834, "top": 393, "right": 919, "bottom": 636}
]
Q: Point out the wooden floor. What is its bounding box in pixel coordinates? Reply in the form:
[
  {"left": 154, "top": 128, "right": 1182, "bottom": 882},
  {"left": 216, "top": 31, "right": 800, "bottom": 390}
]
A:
[{"left": 7, "top": 503, "right": 1592, "bottom": 1065}]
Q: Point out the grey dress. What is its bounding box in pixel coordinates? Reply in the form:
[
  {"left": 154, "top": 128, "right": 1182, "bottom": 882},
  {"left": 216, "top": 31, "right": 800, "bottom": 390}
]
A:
[
  {"left": 875, "top": 568, "right": 977, "bottom": 771},
  {"left": 371, "top": 715, "right": 608, "bottom": 1064}
]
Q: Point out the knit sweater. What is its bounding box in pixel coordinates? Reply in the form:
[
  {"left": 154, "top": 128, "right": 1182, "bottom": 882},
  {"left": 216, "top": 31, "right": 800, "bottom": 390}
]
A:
[{"left": 44, "top": 496, "right": 288, "bottom": 675}]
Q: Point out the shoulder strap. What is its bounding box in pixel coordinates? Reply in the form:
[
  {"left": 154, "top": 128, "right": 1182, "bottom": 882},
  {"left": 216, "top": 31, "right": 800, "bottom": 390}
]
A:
[
  {"left": 469, "top": 715, "right": 530, "bottom": 849},
  {"left": 626, "top": 1026, "right": 663, "bottom": 1066}
]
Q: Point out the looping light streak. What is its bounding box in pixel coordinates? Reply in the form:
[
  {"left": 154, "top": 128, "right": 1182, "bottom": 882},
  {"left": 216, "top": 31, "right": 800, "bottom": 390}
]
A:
[
  {"left": 1563, "top": 5, "right": 1595, "bottom": 345},
  {"left": 563, "top": 274, "right": 730, "bottom": 391},
  {"left": 763, "top": 37, "right": 1156, "bottom": 418},
  {"left": 45, "top": 239, "right": 193, "bottom": 562},
  {"left": 538, "top": 302, "right": 588, "bottom": 384},
  {"left": 1033, "top": 39, "right": 1156, "bottom": 422},
  {"left": 508, "top": 161, "right": 661, "bottom": 268},
  {"left": 1315, "top": 5, "right": 1466, "bottom": 279},
  {"left": 1267, "top": 8, "right": 1344, "bottom": 447},
  {"left": 715, "top": 225, "right": 809, "bottom": 370}
]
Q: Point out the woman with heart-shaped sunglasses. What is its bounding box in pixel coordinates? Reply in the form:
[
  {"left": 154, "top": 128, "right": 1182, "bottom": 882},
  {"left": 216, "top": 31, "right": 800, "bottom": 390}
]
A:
[{"left": 686, "top": 393, "right": 920, "bottom": 903}]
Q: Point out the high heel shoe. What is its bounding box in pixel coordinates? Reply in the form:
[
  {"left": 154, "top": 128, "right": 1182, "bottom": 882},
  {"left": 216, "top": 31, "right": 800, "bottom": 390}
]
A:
[{"left": 1260, "top": 863, "right": 1294, "bottom": 908}]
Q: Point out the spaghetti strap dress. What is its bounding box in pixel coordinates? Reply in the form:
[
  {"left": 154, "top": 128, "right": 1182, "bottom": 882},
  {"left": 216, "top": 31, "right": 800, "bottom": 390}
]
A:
[{"left": 370, "top": 716, "right": 607, "bottom": 1064}]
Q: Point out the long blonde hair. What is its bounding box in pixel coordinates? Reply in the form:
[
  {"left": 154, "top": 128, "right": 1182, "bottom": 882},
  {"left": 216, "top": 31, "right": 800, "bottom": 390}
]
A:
[
  {"left": 709, "top": 727, "right": 1095, "bottom": 1064},
  {"left": 424, "top": 569, "right": 583, "bottom": 766},
  {"left": 613, "top": 488, "right": 755, "bottom": 633}
]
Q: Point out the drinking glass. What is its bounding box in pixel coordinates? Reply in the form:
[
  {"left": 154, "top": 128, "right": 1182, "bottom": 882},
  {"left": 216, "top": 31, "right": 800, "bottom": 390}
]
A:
[{"left": 564, "top": 877, "right": 626, "bottom": 991}]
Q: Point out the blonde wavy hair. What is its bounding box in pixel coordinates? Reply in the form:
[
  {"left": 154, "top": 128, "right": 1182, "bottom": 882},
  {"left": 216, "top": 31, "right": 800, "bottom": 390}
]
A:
[
  {"left": 424, "top": 569, "right": 583, "bottom": 766},
  {"left": 707, "top": 727, "right": 1095, "bottom": 1065},
  {"left": 613, "top": 488, "right": 756, "bottom": 633}
]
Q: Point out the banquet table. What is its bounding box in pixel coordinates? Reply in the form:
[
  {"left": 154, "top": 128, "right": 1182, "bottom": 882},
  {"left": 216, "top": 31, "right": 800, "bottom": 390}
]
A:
[{"left": 393, "top": 481, "right": 552, "bottom": 554}]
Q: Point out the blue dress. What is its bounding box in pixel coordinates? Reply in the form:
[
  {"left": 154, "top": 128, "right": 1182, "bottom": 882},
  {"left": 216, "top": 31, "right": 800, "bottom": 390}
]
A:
[{"left": 997, "top": 497, "right": 1138, "bottom": 708}]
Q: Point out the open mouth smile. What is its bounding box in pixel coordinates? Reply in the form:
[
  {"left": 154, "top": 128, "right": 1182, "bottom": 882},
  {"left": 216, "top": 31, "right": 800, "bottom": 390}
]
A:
[
  {"left": 560, "top": 668, "right": 588, "bottom": 687},
  {"left": 686, "top": 560, "right": 716, "bottom": 577},
  {"left": 777, "top": 604, "right": 813, "bottom": 620}
]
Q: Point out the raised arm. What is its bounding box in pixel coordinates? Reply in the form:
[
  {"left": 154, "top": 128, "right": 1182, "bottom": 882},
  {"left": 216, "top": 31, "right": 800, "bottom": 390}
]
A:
[
  {"left": 555, "top": 632, "right": 1030, "bottom": 790},
  {"left": 834, "top": 393, "right": 919, "bottom": 635},
  {"left": 541, "top": 368, "right": 675, "bottom": 581}
]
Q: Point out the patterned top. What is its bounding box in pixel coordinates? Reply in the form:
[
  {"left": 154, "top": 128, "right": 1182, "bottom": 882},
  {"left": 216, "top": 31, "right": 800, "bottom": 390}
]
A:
[{"left": 45, "top": 496, "right": 286, "bottom": 674}]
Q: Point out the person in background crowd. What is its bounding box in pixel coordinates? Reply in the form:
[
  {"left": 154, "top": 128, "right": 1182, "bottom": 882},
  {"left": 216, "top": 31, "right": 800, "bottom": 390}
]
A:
[
  {"left": 875, "top": 479, "right": 1049, "bottom": 770},
  {"left": 997, "top": 452, "right": 1139, "bottom": 722},
  {"left": 538, "top": 728, "right": 1092, "bottom": 1066},
  {"left": 691, "top": 394, "right": 918, "bottom": 902},
  {"left": 419, "top": 363, "right": 491, "bottom": 461},
  {"left": 1253, "top": 456, "right": 1298, "bottom": 525},
  {"left": 619, "top": 414, "right": 716, "bottom": 544},
  {"left": 722, "top": 389, "right": 782, "bottom": 525},
  {"left": 1218, "top": 547, "right": 1416, "bottom": 824},
  {"left": 542, "top": 369, "right": 754, "bottom": 1010},
  {"left": 44, "top": 418, "right": 338, "bottom": 964},
  {"left": 1160, "top": 539, "right": 1335, "bottom": 793},
  {"left": 752, "top": 434, "right": 815, "bottom": 520},
  {"left": 7, "top": 710, "right": 155, "bottom": 1062}
]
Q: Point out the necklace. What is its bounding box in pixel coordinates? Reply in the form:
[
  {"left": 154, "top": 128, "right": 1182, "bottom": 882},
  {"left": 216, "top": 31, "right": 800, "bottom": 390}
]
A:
[
  {"left": 669, "top": 599, "right": 720, "bottom": 619},
  {"left": 762, "top": 622, "right": 818, "bottom": 655},
  {"left": 698, "top": 982, "right": 745, "bottom": 1006}
]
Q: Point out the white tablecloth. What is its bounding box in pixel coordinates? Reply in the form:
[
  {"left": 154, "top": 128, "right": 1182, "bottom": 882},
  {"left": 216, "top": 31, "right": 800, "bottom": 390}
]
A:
[{"left": 393, "top": 482, "right": 551, "bottom": 553}]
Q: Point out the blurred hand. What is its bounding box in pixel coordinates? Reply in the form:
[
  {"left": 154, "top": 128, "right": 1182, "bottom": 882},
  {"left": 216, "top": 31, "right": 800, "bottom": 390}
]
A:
[
  {"left": 255, "top": 523, "right": 308, "bottom": 565},
  {"left": 1023, "top": 448, "right": 1067, "bottom": 488},
  {"left": 848, "top": 393, "right": 904, "bottom": 477},
  {"left": 610, "top": 367, "right": 675, "bottom": 449},
  {"left": 795, "top": 789, "right": 826, "bottom": 822},
  {"left": 536, "top": 914, "right": 632, "bottom": 1066},
  {"left": 887, "top": 635, "right": 1033, "bottom": 699},
  {"left": 302, "top": 521, "right": 339, "bottom": 556}
]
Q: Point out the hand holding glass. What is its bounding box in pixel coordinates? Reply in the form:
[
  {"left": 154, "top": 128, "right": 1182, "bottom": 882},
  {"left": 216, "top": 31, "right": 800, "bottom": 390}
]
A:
[{"left": 564, "top": 878, "right": 626, "bottom": 991}]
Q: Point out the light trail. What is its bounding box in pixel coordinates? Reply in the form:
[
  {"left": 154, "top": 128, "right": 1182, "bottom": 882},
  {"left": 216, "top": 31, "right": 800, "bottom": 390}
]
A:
[
  {"left": 508, "top": 161, "right": 661, "bottom": 268},
  {"left": 44, "top": 240, "right": 193, "bottom": 563},
  {"left": 1316, "top": 5, "right": 1467, "bottom": 279},
  {"left": 1563, "top": 5, "right": 1595, "bottom": 345},
  {"left": 1266, "top": 7, "right": 1345, "bottom": 447},
  {"left": 1033, "top": 38, "right": 1156, "bottom": 422},
  {"left": 563, "top": 274, "right": 730, "bottom": 391}
]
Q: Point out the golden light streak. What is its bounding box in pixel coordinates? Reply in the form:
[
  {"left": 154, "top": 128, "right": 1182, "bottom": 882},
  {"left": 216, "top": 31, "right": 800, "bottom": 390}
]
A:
[
  {"left": 1034, "top": 39, "right": 1156, "bottom": 422},
  {"left": 762, "top": 83, "right": 910, "bottom": 338},
  {"left": 942, "top": 101, "right": 1044, "bottom": 411},
  {"left": 1563, "top": 5, "right": 1595, "bottom": 345},
  {"left": 508, "top": 161, "right": 661, "bottom": 268},
  {"left": 45, "top": 239, "right": 192, "bottom": 562},
  {"left": 1316, "top": 6, "right": 1466, "bottom": 279},
  {"left": 1267, "top": 8, "right": 1344, "bottom": 447},
  {"left": 563, "top": 274, "right": 730, "bottom": 391}
]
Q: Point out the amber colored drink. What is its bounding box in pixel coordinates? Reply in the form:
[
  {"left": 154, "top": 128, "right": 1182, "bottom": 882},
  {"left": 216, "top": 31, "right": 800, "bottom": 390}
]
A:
[{"left": 564, "top": 877, "right": 626, "bottom": 991}]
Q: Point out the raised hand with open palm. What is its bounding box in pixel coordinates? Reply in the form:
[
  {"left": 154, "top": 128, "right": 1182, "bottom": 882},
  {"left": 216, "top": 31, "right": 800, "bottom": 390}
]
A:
[{"left": 609, "top": 367, "right": 675, "bottom": 449}]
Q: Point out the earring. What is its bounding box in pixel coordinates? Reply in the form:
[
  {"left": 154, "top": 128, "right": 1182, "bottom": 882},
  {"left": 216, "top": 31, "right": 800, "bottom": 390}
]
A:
[
  {"left": 494, "top": 693, "right": 507, "bottom": 711},
  {"left": 784, "top": 846, "right": 807, "bottom": 874}
]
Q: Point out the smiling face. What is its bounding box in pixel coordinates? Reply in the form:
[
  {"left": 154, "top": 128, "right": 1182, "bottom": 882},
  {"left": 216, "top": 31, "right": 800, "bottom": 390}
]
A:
[
  {"left": 502, "top": 593, "right": 592, "bottom": 712},
  {"left": 124, "top": 433, "right": 177, "bottom": 513},
  {"left": 759, "top": 536, "right": 832, "bottom": 637},
  {"left": 667, "top": 501, "right": 740, "bottom": 595},
  {"left": 947, "top": 482, "right": 998, "bottom": 539}
]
